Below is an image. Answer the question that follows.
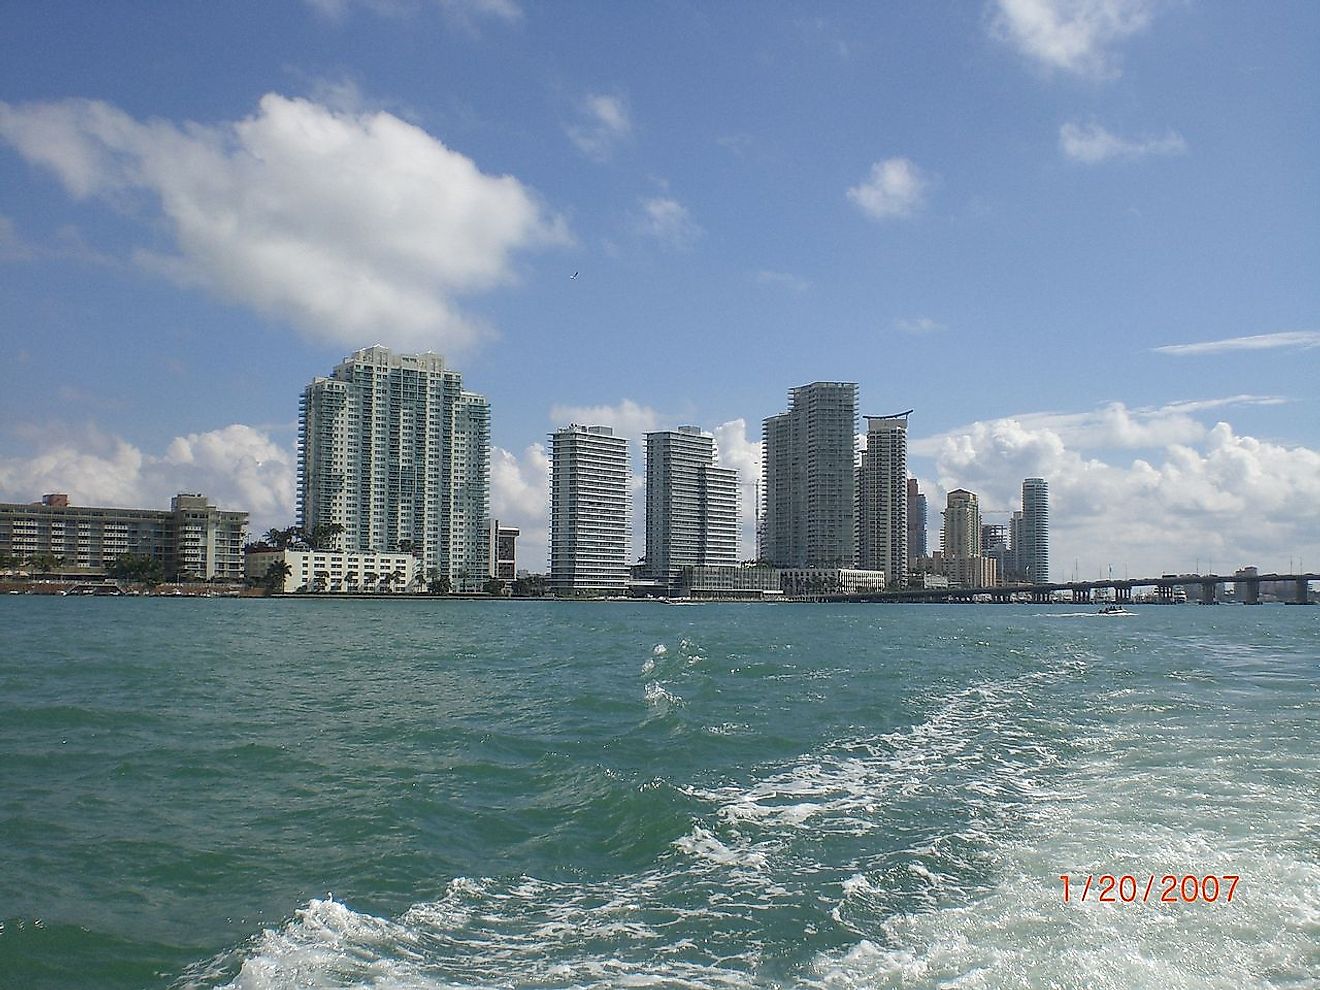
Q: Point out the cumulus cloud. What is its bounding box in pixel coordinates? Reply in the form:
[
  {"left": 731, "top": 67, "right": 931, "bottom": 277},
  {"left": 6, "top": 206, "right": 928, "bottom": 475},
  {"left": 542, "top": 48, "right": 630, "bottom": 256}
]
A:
[
  {"left": 567, "top": 93, "right": 631, "bottom": 162},
  {"left": 491, "top": 442, "right": 550, "bottom": 571},
  {"left": 918, "top": 399, "right": 1320, "bottom": 579},
  {"left": 847, "top": 158, "right": 929, "bottom": 221},
  {"left": 712, "top": 418, "right": 762, "bottom": 559},
  {"left": 637, "top": 196, "right": 703, "bottom": 249},
  {"left": 0, "top": 93, "right": 568, "bottom": 354},
  {"left": 1059, "top": 121, "right": 1186, "bottom": 163},
  {"left": 1153, "top": 330, "right": 1320, "bottom": 357},
  {"left": 990, "top": 0, "right": 1157, "bottom": 78},
  {"left": 547, "top": 399, "right": 662, "bottom": 441},
  {"left": 0, "top": 423, "right": 295, "bottom": 535}
]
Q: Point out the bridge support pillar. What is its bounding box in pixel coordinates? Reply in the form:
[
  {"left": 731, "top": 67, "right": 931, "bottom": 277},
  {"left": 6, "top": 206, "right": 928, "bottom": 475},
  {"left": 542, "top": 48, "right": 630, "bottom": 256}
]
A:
[
  {"left": 1115, "top": 586, "right": 1131, "bottom": 603},
  {"left": 1072, "top": 587, "right": 1090, "bottom": 604},
  {"left": 1241, "top": 580, "right": 1260, "bottom": 605},
  {"left": 1296, "top": 578, "right": 1310, "bottom": 605},
  {"left": 1199, "top": 581, "right": 1218, "bottom": 605},
  {"left": 1156, "top": 584, "right": 1173, "bottom": 604}
]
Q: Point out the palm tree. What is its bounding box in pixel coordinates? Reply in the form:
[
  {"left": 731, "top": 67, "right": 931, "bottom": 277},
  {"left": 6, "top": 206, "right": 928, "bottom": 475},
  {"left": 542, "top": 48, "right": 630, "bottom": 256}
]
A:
[{"left": 263, "top": 560, "right": 292, "bottom": 593}]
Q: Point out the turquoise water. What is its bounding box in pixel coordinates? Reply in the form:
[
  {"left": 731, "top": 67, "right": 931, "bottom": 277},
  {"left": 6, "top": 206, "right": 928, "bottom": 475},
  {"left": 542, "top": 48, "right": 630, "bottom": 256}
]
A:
[{"left": 0, "top": 599, "right": 1316, "bottom": 989}]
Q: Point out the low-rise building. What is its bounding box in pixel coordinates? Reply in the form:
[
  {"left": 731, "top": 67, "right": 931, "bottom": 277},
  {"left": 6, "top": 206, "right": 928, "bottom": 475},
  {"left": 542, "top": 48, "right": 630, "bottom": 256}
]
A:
[
  {"left": 777, "top": 567, "right": 886, "bottom": 597},
  {"left": 676, "top": 564, "right": 782, "bottom": 600},
  {"left": 246, "top": 548, "right": 421, "bottom": 594},
  {"left": 0, "top": 492, "right": 246, "bottom": 580}
]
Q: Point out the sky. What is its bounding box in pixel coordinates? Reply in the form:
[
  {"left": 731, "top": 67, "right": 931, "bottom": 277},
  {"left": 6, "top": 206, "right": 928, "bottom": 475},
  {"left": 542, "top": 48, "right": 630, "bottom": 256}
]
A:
[{"left": 1, "top": 0, "right": 1317, "bottom": 580}]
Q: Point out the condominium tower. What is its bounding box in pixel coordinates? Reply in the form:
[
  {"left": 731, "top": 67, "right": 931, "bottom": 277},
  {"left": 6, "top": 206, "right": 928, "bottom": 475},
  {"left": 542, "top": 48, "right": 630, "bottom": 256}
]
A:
[
  {"left": 907, "top": 477, "right": 928, "bottom": 560},
  {"left": 857, "top": 412, "right": 910, "bottom": 587},
  {"left": 942, "top": 489, "right": 981, "bottom": 558},
  {"left": 645, "top": 427, "right": 738, "bottom": 593},
  {"left": 298, "top": 346, "right": 490, "bottom": 588},
  {"left": 761, "top": 382, "right": 858, "bottom": 568},
  {"left": 549, "top": 425, "right": 631, "bottom": 595},
  {"left": 1018, "top": 477, "right": 1050, "bottom": 583}
]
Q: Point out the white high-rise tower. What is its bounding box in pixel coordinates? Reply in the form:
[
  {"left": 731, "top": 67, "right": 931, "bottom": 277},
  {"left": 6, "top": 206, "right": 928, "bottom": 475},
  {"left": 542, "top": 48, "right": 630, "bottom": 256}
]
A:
[
  {"left": 857, "top": 412, "right": 910, "bottom": 587},
  {"left": 549, "top": 425, "right": 631, "bottom": 595},
  {"left": 761, "top": 382, "right": 858, "bottom": 568},
  {"left": 645, "top": 427, "right": 738, "bottom": 593},
  {"left": 298, "top": 345, "right": 490, "bottom": 588}
]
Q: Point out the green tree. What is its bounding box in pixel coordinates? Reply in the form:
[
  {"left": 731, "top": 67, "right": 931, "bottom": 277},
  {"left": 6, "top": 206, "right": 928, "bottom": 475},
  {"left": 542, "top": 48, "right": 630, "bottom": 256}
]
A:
[
  {"left": 426, "top": 568, "right": 451, "bottom": 595},
  {"left": 483, "top": 577, "right": 504, "bottom": 596},
  {"left": 108, "top": 553, "right": 163, "bottom": 585},
  {"left": 262, "top": 560, "right": 292, "bottom": 593}
]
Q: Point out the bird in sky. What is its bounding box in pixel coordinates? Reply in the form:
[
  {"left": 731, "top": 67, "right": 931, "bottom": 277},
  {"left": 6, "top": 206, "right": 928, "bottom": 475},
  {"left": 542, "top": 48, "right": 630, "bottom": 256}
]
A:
[{"left": 570, "top": 272, "right": 578, "bottom": 279}]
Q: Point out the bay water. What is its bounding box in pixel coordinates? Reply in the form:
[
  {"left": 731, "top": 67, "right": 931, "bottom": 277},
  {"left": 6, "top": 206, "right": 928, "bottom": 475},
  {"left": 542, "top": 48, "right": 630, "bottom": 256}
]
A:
[{"left": 0, "top": 598, "right": 1316, "bottom": 989}]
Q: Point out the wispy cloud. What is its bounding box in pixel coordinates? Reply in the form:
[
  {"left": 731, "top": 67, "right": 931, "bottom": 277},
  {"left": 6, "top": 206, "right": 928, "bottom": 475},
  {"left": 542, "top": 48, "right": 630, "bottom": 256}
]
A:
[
  {"left": 754, "top": 270, "right": 811, "bottom": 293},
  {"left": 847, "top": 157, "right": 929, "bottom": 221},
  {"left": 990, "top": 0, "right": 1156, "bottom": 79},
  {"left": 1153, "top": 331, "right": 1320, "bottom": 357},
  {"left": 1060, "top": 121, "right": 1186, "bottom": 163},
  {"left": 567, "top": 92, "right": 631, "bottom": 162},
  {"left": 637, "top": 196, "right": 703, "bottom": 249},
  {"left": 896, "top": 316, "right": 946, "bottom": 335}
]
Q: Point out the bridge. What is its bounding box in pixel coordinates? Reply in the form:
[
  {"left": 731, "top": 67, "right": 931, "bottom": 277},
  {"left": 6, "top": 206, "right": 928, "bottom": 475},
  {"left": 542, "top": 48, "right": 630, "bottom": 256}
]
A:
[{"left": 851, "top": 573, "right": 1319, "bottom": 605}]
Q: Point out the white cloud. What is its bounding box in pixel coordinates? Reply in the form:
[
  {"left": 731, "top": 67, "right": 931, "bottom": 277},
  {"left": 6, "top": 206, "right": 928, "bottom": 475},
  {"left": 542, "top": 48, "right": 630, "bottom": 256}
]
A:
[
  {"left": 491, "top": 442, "right": 550, "bottom": 572},
  {"left": 0, "top": 423, "right": 295, "bottom": 535},
  {"left": 0, "top": 93, "right": 568, "bottom": 354},
  {"left": 917, "top": 400, "right": 1320, "bottom": 579},
  {"left": 637, "top": 196, "right": 703, "bottom": 249},
  {"left": 567, "top": 93, "right": 631, "bottom": 162},
  {"left": 1059, "top": 121, "right": 1186, "bottom": 163},
  {"left": 1153, "top": 331, "right": 1320, "bottom": 357},
  {"left": 896, "top": 316, "right": 946, "bottom": 335},
  {"left": 548, "top": 399, "right": 662, "bottom": 440},
  {"left": 847, "top": 158, "right": 929, "bottom": 221},
  {"left": 990, "top": 0, "right": 1157, "bottom": 79},
  {"left": 304, "top": 0, "right": 522, "bottom": 27},
  {"left": 712, "top": 418, "right": 762, "bottom": 560},
  {"left": 913, "top": 395, "right": 1288, "bottom": 458},
  {"left": 754, "top": 270, "right": 811, "bottom": 293}
]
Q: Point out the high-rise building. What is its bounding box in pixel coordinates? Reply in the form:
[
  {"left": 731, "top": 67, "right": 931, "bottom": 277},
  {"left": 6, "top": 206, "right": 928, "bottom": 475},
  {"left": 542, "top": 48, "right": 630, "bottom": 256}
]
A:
[
  {"left": 488, "top": 520, "right": 520, "bottom": 582},
  {"left": 1019, "top": 477, "right": 1050, "bottom": 583},
  {"left": 942, "top": 489, "right": 981, "bottom": 559},
  {"left": 907, "top": 477, "right": 928, "bottom": 561},
  {"left": 549, "top": 425, "right": 631, "bottom": 595},
  {"left": 644, "top": 427, "right": 738, "bottom": 593},
  {"left": 298, "top": 346, "right": 490, "bottom": 589},
  {"left": 761, "top": 382, "right": 858, "bottom": 569},
  {"left": 857, "top": 413, "right": 910, "bottom": 587}
]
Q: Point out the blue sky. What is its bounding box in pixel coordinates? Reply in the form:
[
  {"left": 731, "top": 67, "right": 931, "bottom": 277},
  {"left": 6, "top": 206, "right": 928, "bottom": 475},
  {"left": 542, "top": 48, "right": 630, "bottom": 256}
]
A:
[{"left": 2, "top": 0, "right": 1317, "bottom": 578}]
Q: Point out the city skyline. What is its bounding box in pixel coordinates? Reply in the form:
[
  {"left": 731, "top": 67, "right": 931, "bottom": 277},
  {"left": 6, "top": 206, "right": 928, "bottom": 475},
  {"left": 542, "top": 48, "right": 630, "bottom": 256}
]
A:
[{"left": 1, "top": 3, "right": 1317, "bottom": 581}]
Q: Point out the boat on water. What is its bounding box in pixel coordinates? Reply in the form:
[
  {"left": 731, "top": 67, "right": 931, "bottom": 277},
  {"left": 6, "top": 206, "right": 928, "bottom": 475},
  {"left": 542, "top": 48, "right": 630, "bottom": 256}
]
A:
[{"left": 1097, "top": 604, "right": 1133, "bottom": 615}]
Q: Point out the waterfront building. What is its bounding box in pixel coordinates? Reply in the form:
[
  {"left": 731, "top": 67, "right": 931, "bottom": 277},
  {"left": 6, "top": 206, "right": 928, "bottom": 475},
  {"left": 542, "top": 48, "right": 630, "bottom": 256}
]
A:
[
  {"left": 549, "top": 425, "right": 631, "bottom": 595},
  {"left": 761, "top": 382, "right": 858, "bottom": 569},
  {"left": 676, "top": 564, "right": 780, "bottom": 600},
  {"left": 777, "top": 567, "right": 887, "bottom": 597},
  {"left": 857, "top": 412, "right": 910, "bottom": 587},
  {"left": 298, "top": 345, "right": 490, "bottom": 591},
  {"left": 941, "top": 489, "right": 982, "bottom": 559},
  {"left": 0, "top": 492, "right": 247, "bottom": 580},
  {"left": 907, "top": 477, "right": 928, "bottom": 561},
  {"left": 488, "top": 520, "right": 520, "bottom": 582},
  {"left": 644, "top": 427, "right": 738, "bottom": 594},
  {"left": 1018, "top": 477, "right": 1050, "bottom": 583},
  {"left": 245, "top": 547, "right": 419, "bottom": 594}
]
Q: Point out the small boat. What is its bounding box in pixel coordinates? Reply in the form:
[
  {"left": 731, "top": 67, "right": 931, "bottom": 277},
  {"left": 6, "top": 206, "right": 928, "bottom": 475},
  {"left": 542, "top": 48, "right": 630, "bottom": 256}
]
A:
[{"left": 1097, "top": 604, "right": 1132, "bottom": 615}]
